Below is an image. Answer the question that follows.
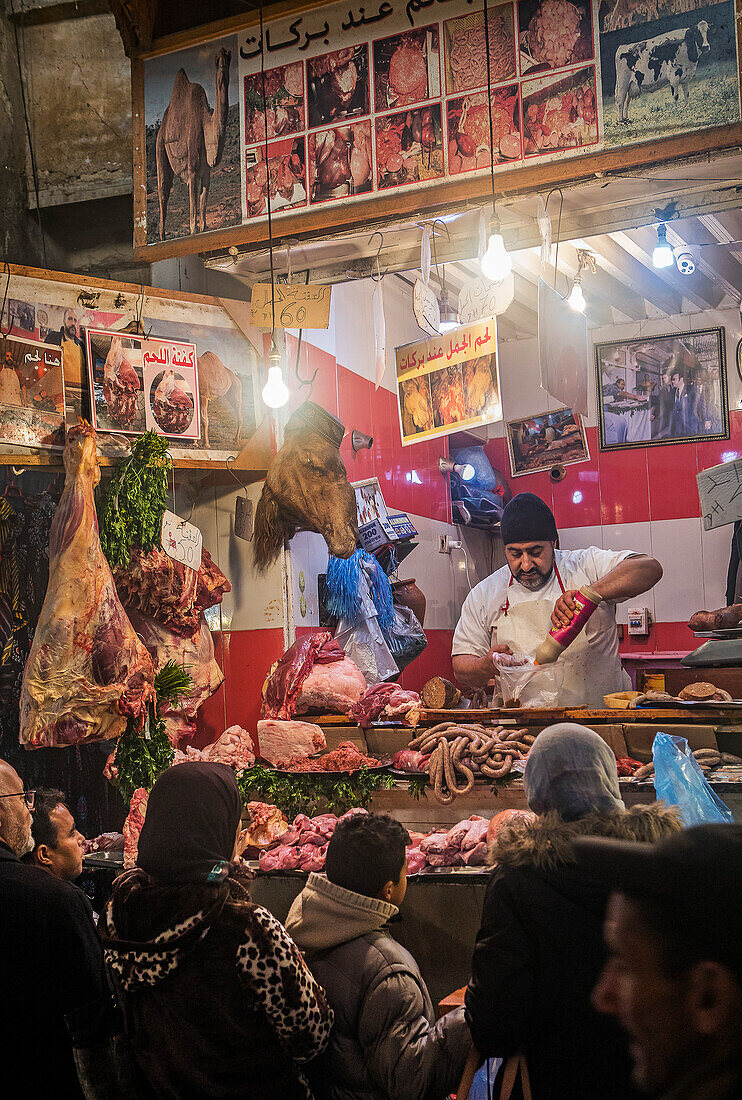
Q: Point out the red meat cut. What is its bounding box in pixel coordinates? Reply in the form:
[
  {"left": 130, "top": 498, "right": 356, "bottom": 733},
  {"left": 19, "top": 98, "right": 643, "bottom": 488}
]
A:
[
  {"left": 388, "top": 45, "right": 427, "bottom": 104},
  {"left": 102, "top": 336, "right": 141, "bottom": 427},
  {"left": 126, "top": 607, "right": 224, "bottom": 746},
  {"left": 295, "top": 655, "right": 366, "bottom": 715},
  {"left": 123, "top": 788, "right": 148, "bottom": 869},
  {"left": 20, "top": 425, "right": 155, "bottom": 748},
  {"left": 152, "top": 370, "right": 194, "bottom": 435},
  {"left": 262, "top": 631, "right": 350, "bottom": 719},
  {"left": 173, "top": 726, "right": 255, "bottom": 769},
  {"left": 350, "top": 683, "right": 420, "bottom": 726},
  {"left": 113, "top": 547, "right": 230, "bottom": 636},
  {"left": 257, "top": 718, "right": 327, "bottom": 764},
  {"left": 245, "top": 802, "right": 289, "bottom": 848}
]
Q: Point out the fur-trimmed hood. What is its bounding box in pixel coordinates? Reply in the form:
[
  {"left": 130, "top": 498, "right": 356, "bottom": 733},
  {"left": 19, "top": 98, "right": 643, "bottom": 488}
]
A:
[{"left": 490, "top": 802, "right": 681, "bottom": 872}]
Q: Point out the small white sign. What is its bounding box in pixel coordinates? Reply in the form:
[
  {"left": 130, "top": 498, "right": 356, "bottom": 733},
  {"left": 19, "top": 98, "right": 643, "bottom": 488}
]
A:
[
  {"left": 458, "top": 272, "right": 515, "bottom": 323},
  {"left": 697, "top": 458, "right": 742, "bottom": 530},
  {"left": 161, "top": 509, "right": 203, "bottom": 570},
  {"left": 413, "top": 278, "right": 440, "bottom": 336}
]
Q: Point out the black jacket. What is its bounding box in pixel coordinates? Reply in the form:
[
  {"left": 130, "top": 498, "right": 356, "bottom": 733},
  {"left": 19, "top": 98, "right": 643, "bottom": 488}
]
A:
[
  {"left": 465, "top": 804, "right": 681, "bottom": 1100},
  {"left": 0, "top": 840, "right": 112, "bottom": 1099}
]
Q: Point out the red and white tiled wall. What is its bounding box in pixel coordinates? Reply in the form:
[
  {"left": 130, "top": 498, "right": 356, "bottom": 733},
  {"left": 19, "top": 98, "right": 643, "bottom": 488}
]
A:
[{"left": 187, "top": 277, "right": 742, "bottom": 744}]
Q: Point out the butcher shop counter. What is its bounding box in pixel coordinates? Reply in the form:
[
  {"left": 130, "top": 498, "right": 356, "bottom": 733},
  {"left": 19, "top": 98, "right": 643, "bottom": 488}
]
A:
[{"left": 250, "top": 867, "right": 488, "bottom": 1008}]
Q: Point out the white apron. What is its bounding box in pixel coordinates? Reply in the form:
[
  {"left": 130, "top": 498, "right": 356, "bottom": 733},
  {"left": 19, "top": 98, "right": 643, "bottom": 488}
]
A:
[{"left": 494, "top": 568, "right": 629, "bottom": 708}]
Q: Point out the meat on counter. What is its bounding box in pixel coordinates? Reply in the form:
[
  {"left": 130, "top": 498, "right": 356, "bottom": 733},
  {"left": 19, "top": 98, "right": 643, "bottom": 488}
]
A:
[
  {"left": 262, "top": 631, "right": 366, "bottom": 720},
  {"left": 350, "top": 684, "right": 421, "bottom": 727},
  {"left": 257, "top": 719, "right": 327, "bottom": 765}
]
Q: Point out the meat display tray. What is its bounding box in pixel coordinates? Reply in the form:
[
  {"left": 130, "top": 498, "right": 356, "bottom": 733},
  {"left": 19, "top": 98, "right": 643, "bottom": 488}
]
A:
[
  {"left": 268, "top": 762, "right": 391, "bottom": 777},
  {"left": 83, "top": 851, "right": 124, "bottom": 869}
]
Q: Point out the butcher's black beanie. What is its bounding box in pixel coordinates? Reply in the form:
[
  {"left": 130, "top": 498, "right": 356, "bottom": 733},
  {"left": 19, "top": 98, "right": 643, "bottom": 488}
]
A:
[{"left": 501, "top": 493, "right": 558, "bottom": 546}]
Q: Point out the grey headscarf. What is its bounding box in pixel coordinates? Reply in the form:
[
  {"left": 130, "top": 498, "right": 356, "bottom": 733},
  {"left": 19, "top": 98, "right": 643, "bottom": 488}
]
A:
[{"left": 524, "top": 723, "right": 625, "bottom": 821}]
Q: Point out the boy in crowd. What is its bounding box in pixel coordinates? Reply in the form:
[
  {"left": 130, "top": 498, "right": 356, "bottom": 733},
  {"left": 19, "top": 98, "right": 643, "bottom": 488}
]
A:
[
  {"left": 286, "top": 812, "right": 471, "bottom": 1100},
  {"left": 25, "top": 787, "right": 86, "bottom": 882},
  {"left": 575, "top": 824, "right": 742, "bottom": 1100}
]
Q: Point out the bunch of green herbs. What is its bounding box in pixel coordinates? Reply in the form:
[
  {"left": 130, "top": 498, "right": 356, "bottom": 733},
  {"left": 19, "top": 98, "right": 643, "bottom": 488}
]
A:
[
  {"left": 98, "top": 431, "right": 172, "bottom": 569},
  {"left": 237, "top": 763, "right": 395, "bottom": 821},
  {"left": 112, "top": 661, "right": 192, "bottom": 802}
]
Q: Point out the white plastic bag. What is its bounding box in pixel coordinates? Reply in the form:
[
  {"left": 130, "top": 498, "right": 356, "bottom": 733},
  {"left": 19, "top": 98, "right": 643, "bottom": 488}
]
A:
[
  {"left": 334, "top": 569, "right": 397, "bottom": 683},
  {"left": 497, "top": 662, "right": 564, "bottom": 708}
]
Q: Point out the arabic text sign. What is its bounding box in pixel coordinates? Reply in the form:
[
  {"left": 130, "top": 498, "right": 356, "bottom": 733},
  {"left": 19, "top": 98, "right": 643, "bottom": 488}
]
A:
[
  {"left": 458, "top": 272, "right": 515, "bottom": 324},
  {"left": 161, "top": 510, "right": 203, "bottom": 571},
  {"left": 413, "top": 279, "right": 440, "bottom": 336},
  {"left": 250, "top": 284, "right": 332, "bottom": 329},
  {"left": 396, "top": 318, "right": 495, "bottom": 379},
  {"left": 86, "top": 328, "right": 201, "bottom": 440},
  {"left": 395, "top": 318, "right": 501, "bottom": 446},
  {"left": 697, "top": 458, "right": 742, "bottom": 531},
  {"left": 0, "top": 335, "right": 65, "bottom": 450}
]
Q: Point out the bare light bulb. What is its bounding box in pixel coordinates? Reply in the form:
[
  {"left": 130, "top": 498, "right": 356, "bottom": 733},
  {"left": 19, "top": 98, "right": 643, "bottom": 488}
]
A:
[
  {"left": 568, "top": 280, "right": 586, "bottom": 312},
  {"left": 262, "top": 349, "right": 289, "bottom": 408},
  {"left": 653, "top": 224, "right": 674, "bottom": 269},
  {"left": 480, "top": 231, "right": 512, "bottom": 282}
]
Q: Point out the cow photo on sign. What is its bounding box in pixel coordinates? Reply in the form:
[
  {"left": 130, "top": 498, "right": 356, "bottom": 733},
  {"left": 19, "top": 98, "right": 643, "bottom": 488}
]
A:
[
  {"left": 144, "top": 37, "right": 241, "bottom": 242},
  {"left": 599, "top": 0, "right": 740, "bottom": 146}
]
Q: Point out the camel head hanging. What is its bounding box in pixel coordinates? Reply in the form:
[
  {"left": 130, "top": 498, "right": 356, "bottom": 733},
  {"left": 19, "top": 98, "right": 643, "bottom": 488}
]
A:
[{"left": 254, "top": 401, "right": 359, "bottom": 572}]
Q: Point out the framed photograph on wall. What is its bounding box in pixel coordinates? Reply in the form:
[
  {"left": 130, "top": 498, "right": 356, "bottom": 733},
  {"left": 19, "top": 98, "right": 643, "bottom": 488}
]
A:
[
  {"left": 506, "top": 406, "right": 589, "bottom": 476},
  {"left": 596, "top": 328, "right": 728, "bottom": 450}
]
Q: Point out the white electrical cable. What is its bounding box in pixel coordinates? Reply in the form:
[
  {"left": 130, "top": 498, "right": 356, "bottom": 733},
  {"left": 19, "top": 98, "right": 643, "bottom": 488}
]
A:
[{"left": 451, "top": 542, "right": 475, "bottom": 593}]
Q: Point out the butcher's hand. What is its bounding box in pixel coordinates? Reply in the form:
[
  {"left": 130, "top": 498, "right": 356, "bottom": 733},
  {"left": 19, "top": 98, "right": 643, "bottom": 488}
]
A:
[
  {"left": 453, "top": 646, "right": 512, "bottom": 692},
  {"left": 552, "top": 590, "right": 581, "bottom": 629}
]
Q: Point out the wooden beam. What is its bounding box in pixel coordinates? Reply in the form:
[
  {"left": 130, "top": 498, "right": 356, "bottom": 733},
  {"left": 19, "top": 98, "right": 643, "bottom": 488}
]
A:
[
  {"left": 582, "top": 233, "right": 682, "bottom": 317},
  {"left": 619, "top": 226, "right": 725, "bottom": 310},
  {"left": 712, "top": 210, "right": 742, "bottom": 243}
]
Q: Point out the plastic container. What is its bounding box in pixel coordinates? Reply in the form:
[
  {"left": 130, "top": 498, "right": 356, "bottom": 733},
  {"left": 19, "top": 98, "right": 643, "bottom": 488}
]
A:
[{"left": 534, "top": 584, "right": 602, "bottom": 664}]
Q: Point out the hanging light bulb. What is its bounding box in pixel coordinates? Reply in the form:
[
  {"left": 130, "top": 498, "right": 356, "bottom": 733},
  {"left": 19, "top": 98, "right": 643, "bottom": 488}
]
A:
[
  {"left": 567, "top": 277, "right": 586, "bottom": 312},
  {"left": 438, "top": 284, "right": 459, "bottom": 333},
  {"left": 653, "top": 223, "right": 674, "bottom": 269},
  {"left": 261, "top": 342, "right": 289, "bottom": 408},
  {"left": 481, "top": 214, "right": 512, "bottom": 282}
]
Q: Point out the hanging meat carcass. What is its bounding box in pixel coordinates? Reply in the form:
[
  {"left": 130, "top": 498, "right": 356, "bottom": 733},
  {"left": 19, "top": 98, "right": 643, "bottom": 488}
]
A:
[
  {"left": 254, "top": 401, "right": 358, "bottom": 570},
  {"left": 101, "top": 335, "right": 141, "bottom": 428},
  {"left": 126, "top": 608, "right": 224, "bottom": 745},
  {"left": 152, "top": 370, "right": 194, "bottom": 435},
  {"left": 113, "top": 547, "right": 230, "bottom": 635},
  {"left": 20, "top": 424, "right": 155, "bottom": 748}
]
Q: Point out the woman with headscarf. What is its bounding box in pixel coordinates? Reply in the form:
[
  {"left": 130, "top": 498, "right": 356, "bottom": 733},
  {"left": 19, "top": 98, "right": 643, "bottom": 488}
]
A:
[
  {"left": 465, "top": 724, "right": 681, "bottom": 1099},
  {"left": 100, "top": 763, "right": 333, "bottom": 1099}
]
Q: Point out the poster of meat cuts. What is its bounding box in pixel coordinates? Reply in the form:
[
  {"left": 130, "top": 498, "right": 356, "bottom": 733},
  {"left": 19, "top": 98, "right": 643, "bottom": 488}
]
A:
[
  {"left": 396, "top": 319, "right": 500, "bottom": 445},
  {"left": 138, "top": 0, "right": 741, "bottom": 247},
  {"left": 86, "top": 329, "right": 201, "bottom": 441},
  {"left": 0, "top": 336, "right": 65, "bottom": 450}
]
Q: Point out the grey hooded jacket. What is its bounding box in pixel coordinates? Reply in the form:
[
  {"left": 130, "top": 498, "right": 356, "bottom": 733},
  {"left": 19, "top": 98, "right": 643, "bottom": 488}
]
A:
[{"left": 286, "top": 873, "right": 471, "bottom": 1100}]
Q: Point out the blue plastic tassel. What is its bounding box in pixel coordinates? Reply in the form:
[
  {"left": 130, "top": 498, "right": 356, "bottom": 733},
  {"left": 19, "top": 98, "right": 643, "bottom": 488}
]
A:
[{"left": 326, "top": 548, "right": 395, "bottom": 637}]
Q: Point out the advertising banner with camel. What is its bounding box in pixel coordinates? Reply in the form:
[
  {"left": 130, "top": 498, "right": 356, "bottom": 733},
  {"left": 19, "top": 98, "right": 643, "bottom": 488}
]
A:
[
  {"left": 0, "top": 268, "right": 261, "bottom": 463},
  {"left": 134, "top": 0, "right": 741, "bottom": 258}
]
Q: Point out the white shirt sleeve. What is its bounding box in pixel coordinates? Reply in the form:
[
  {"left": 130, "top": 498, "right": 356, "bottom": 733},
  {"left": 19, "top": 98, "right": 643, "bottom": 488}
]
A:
[
  {"left": 452, "top": 584, "right": 493, "bottom": 658},
  {"left": 578, "top": 547, "right": 639, "bottom": 600}
]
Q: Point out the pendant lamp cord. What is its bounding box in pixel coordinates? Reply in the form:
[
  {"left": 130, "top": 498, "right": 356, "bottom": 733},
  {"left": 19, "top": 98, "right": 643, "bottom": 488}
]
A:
[
  {"left": 258, "top": 0, "right": 277, "bottom": 339},
  {"left": 483, "top": 0, "right": 496, "bottom": 221}
]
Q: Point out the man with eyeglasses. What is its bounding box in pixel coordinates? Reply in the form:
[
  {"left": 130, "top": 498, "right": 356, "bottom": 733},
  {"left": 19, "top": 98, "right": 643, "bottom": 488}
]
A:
[{"left": 0, "top": 758, "right": 113, "bottom": 1098}]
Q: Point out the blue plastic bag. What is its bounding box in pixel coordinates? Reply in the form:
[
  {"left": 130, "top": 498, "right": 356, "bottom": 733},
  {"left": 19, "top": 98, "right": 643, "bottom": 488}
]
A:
[
  {"left": 469, "top": 1059, "right": 503, "bottom": 1100},
  {"left": 652, "top": 732, "right": 734, "bottom": 826}
]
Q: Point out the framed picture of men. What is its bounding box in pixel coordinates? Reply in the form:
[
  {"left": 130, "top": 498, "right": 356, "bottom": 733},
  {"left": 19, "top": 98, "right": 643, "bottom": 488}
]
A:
[{"left": 595, "top": 328, "right": 728, "bottom": 451}]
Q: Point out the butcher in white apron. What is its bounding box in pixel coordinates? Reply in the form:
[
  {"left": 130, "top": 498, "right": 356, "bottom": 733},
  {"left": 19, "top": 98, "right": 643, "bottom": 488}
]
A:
[{"left": 452, "top": 493, "right": 663, "bottom": 707}]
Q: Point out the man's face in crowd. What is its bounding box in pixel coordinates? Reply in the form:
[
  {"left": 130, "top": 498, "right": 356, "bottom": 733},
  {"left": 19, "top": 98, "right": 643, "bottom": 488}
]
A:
[
  {"left": 672, "top": 371, "right": 684, "bottom": 391},
  {"left": 616, "top": 379, "right": 625, "bottom": 391},
  {"left": 63, "top": 310, "right": 79, "bottom": 340},
  {"left": 0, "top": 763, "right": 33, "bottom": 858},
  {"left": 504, "top": 541, "right": 555, "bottom": 591},
  {"left": 38, "top": 804, "right": 85, "bottom": 881},
  {"left": 593, "top": 893, "right": 712, "bottom": 1091}
]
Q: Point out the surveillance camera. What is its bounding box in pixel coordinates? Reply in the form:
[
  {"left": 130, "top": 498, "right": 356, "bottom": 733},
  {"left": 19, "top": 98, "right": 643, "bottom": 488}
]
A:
[{"left": 674, "top": 247, "right": 695, "bottom": 276}]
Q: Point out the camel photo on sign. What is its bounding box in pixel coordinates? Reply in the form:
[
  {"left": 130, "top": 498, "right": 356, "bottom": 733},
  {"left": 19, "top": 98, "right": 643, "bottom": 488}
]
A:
[{"left": 144, "top": 36, "right": 241, "bottom": 243}]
